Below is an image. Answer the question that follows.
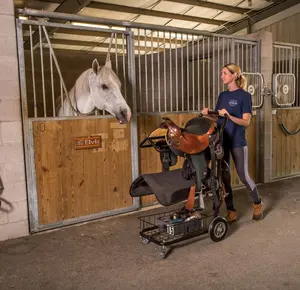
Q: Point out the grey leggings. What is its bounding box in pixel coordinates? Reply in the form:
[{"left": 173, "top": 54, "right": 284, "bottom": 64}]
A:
[{"left": 222, "top": 146, "right": 260, "bottom": 210}]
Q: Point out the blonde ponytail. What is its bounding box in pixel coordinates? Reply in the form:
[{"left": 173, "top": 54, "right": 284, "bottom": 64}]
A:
[{"left": 236, "top": 74, "right": 247, "bottom": 90}]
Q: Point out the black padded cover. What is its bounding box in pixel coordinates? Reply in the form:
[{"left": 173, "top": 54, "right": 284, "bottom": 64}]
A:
[{"left": 130, "top": 169, "right": 193, "bottom": 206}]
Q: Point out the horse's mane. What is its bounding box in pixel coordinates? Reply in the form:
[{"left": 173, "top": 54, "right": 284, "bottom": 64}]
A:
[{"left": 55, "top": 69, "right": 90, "bottom": 114}]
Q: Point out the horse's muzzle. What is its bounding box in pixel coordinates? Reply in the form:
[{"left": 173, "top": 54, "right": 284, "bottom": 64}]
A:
[{"left": 116, "top": 108, "right": 131, "bottom": 124}]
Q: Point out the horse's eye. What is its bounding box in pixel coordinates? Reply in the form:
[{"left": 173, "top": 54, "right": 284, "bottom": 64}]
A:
[{"left": 101, "top": 84, "right": 108, "bottom": 90}]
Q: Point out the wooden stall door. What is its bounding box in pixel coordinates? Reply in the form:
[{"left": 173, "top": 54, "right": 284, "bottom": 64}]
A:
[
  {"left": 33, "top": 118, "right": 133, "bottom": 225},
  {"left": 272, "top": 109, "right": 300, "bottom": 179}
]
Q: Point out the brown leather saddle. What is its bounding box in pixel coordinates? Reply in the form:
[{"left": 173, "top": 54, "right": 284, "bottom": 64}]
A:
[{"left": 159, "top": 116, "right": 216, "bottom": 155}]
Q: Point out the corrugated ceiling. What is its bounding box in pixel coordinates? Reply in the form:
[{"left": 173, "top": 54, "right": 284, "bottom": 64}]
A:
[{"left": 16, "top": 0, "right": 281, "bottom": 53}]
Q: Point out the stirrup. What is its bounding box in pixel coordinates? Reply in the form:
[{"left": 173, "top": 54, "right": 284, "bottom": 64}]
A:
[{"left": 196, "top": 191, "right": 205, "bottom": 210}]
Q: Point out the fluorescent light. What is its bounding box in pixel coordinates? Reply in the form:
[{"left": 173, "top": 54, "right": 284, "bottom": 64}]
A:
[
  {"left": 72, "top": 22, "right": 109, "bottom": 29},
  {"left": 71, "top": 22, "right": 126, "bottom": 31}
]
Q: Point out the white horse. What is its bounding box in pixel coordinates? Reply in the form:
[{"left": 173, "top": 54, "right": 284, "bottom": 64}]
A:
[{"left": 58, "top": 59, "right": 131, "bottom": 124}]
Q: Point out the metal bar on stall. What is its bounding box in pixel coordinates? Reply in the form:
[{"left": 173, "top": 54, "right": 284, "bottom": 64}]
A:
[
  {"left": 115, "top": 33, "right": 119, "bottom": 75},
  {"left": 237, "top": 42, "right": 240, "bottom": 69},
  {"left": 274, "top": 45, "right": 277, "bottom": 73},
  {"left": 218, "top": 37, "right": 220, "bottom": 96},
  {"left": 122, "top": 34, "right": 127, "bottom": 101},
  {"left": 292, "top": 47, "right": 294, "bottom": 75},
  {"left": 16, "top": 20, "right": 39, "bottom": 232},
  {"left": 29, "top": 25, "right": 37, "bottom": 118},
  {"left": 39, "top": 26, "right": 47, "bottom": 117},
  {"left": 245, "top": 43, "right": 249, "bottom": 72},
  {"left": 212, "top": 36, "right": 215, "bottom": 109},
  {"left": 284, "top": 47, "right": 286, "bottom": 73},
  {"left": 287, "top": 47, "right": 289, "bottom": 73},
  {"left": 227, "top": 37, "right": 230, "bottom": 63},
  {"left": 222, "top": 38, "right": 225, "bottom": 91},
  {"left": 144, "top": 29, "right": 148, "bottom": 112},
  {"left": 163, "top": 31, "right": 167, "bottom": 112},
  {"left": 274, "top": 41, "right": 300, "bottom": 47},
  {"left": 192, "top": 34, "right": 195, "bottom": 110},
  {"left": 230, "top": 38, "right": 235, "bottom": 64},
  {"left": 151, "top": 30, "right": 154, "bottom": 112},
  {"left": 170, "top": 32, "right": 173, "bottom": 111},
  {"left": 60, "top": 79, "right": 64, "bottom": 113},
  {"left": 278, "top": 47, "right": 281, "bottom": 72},
  {"left": 197, "top": 36, "right": 200, "bottom": 110},
  {"left": 187, "top": 34, "right": 189, "bottom": 111},
  {"left": 207, "top": 37, "right": 210, "bottom": 110},
  {"left": 289, "top": 48, "right": 292, "bottom": 73},
  {"left": 250, "top": 44, "right": 253, "bottom": 73},
  {"left": 276, "top": 46, "right": 279, "bottom": 73},
  {"left": 138, "top": 29, "right": 142, "bottom": 112},
  {"left": 256, "top": 39, "right": 260, "bottom": 74},
  {"left": 282, "top": 47, "right": 284, "bottom": 73},
  {"left": 278, "top": 46, "right": 281, "bottom": 72},
  {"left": 126, "top": 28, "right": 140, "bottom": 210},
  {"left": 203, "top": 37, "right": 205, "bottom": 108},
  {"left": 181, "top": 33, "right": 184, "bottom": 111},
  {"left": 241, "top": 43, "right": 244, "bottom": 73},
  {"left": 157, "top": 32, "right": 161, "bottom": 112},
  {"left": 50, "top": 50, "right": 55, "bottom": 117},
  {"left": 175, "top": 32, "right": 178, "bottom": 111},
  {"left": 297, "top": 47, "right": 299, "bottom": 106}
]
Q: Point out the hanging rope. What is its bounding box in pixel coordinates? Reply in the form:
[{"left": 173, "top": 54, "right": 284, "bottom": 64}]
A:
[
  {"left": 106, "top": 32, "right": 115, "bottom": 64},
  {"left": 277, "top": 112, "right": 300, "bottom": 136}
]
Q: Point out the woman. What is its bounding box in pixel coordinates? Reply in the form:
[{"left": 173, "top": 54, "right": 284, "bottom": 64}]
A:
[{"left": 201, "top": 63, "right": 264, "bottom": 222}]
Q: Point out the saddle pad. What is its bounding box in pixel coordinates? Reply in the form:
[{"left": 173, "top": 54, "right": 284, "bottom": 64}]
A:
[{"left": 130, "top": 169, "right": 194, "bottom": 206}]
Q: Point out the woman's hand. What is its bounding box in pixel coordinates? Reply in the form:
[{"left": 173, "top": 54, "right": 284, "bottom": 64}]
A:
[
  {"left": 201, "top": 108, "right": 209, "bottom": 115},
  {"left": 218, "top": 109, "right": 230, "bottom": 118}
]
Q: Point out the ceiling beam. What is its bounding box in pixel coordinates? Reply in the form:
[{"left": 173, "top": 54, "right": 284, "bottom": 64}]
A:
[
  {"left": 163, "top": 0, "right": 251, "bottom": 15},
  {"left": 216, "top": 0, "right": 299, "bottom": 35},
  {"left": 87, "top": 2, "right": 228, "bottom": 26},
  {"left": 24, "top": 0, "right": 92, "bottom": 49}
]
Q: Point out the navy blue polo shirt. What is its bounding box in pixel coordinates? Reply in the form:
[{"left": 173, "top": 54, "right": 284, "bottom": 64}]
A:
[{"left": 215, "top": 88, "right": 252, "bottom": 148}]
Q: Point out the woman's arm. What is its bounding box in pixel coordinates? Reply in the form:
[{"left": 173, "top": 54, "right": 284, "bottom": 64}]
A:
[
  {"left": 218, "top": 109, "right": 251, "bottom": 127},
  {"left": 229, "top": 113, "right": 251, "bottom": 127}
]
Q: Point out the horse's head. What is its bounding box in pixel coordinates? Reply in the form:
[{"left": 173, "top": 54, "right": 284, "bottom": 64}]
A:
[{"left": 88, "top": 59, "right": 131, "bottom": 124}]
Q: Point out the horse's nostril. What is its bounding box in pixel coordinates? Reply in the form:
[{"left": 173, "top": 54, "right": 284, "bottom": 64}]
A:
[{"left": 121, "top": 109, "right": 127, "bottom": 119}]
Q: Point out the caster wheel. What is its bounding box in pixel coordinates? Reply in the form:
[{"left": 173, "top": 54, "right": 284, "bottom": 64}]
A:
[
  {"left": 159, "top": 246, "right": 169, "bottom": 259},
  {"left": 141, "top": 237, "right": 150, "bottom": 244},
  {"left": 209, "top": 216, "right": 228, "bottom": 242}
]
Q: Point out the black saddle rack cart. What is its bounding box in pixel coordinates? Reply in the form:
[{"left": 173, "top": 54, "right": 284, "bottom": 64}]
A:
[{"left": 130, "top": 112, "right": 230, "bottom": 258}]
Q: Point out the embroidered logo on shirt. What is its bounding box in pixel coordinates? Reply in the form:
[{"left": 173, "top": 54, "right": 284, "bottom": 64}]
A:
[{"left": 229, "top": 99, "right": 238, "bottom": 106}]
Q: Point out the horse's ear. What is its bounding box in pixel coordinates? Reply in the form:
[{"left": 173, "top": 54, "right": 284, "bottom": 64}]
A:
[
  {"left": 92, "top": 59, "right": 100, "bottom": 74},
  {"left": 105, "top": 60, "right": 112, "bottom": 69}
]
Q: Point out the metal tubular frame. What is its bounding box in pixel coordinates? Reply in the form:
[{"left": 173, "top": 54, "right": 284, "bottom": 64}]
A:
[{"left": 273, "top": 42, "right": 300, "bottom": 107}]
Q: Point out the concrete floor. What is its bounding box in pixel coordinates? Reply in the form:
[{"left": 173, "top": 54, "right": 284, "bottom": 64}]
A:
[{"left": 1, "top": 177, "right": 300, "bottom": 290}]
